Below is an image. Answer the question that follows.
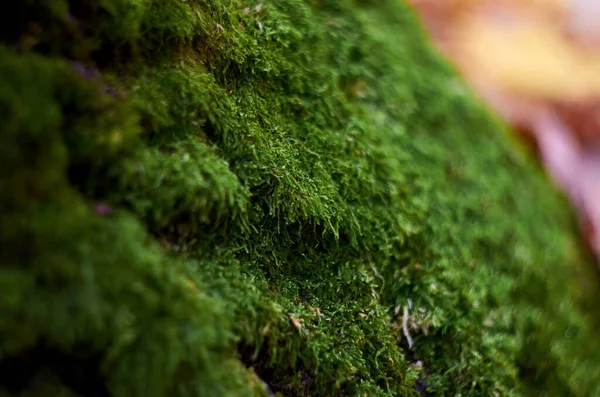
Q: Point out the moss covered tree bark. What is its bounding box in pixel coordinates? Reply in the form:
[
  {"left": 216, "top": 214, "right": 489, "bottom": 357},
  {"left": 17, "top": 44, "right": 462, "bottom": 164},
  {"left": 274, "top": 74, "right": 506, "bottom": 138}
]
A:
[{"left": 1, "top": 0, "right": 600, "bottom": 396}]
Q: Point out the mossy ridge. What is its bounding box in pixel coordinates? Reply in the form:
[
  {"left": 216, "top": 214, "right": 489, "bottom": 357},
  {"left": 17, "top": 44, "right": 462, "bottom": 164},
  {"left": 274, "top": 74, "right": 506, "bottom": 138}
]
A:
[
  {"left": 1, "top": 0, "right": 600, "bottom": 396},
  {"left": 0, "top": 48, "right": 260, "bottom": 397}
]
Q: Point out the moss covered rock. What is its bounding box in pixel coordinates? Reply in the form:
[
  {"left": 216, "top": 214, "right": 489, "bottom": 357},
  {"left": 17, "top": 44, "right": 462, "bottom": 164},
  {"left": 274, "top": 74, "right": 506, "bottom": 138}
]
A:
[{"left": 1, "top": 0, "right": 600, "bottom": 396}]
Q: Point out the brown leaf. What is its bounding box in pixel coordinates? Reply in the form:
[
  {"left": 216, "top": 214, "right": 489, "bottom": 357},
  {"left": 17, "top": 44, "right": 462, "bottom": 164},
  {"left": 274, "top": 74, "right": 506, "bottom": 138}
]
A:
[{"left": 411, "top": 0, "right": 600, "bottom": 263}]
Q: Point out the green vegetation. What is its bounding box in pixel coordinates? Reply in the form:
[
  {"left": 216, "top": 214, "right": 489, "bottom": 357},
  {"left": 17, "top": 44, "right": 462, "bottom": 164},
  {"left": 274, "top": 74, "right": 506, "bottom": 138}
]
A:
[{"left": 1, "top": 0, "right": 600, "bottom": 396}]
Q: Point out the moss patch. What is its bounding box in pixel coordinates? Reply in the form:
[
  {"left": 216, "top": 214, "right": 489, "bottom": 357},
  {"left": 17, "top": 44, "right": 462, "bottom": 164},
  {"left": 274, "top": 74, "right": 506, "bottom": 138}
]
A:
[{"left": 1, "top": 0, "right": 600, "bottom": 396}]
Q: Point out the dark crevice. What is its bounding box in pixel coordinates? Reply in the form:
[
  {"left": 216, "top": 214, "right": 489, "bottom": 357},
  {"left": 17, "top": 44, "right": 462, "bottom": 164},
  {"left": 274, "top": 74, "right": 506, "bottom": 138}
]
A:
[
  {"left": 0, "top": 344, "right": 108, "bottom": 397},
  {"left": 400, "top": 346, "right": 429, "bottom": 397},
  {"left": 238, "top": 340, "right": 317, "bottom": 397}
]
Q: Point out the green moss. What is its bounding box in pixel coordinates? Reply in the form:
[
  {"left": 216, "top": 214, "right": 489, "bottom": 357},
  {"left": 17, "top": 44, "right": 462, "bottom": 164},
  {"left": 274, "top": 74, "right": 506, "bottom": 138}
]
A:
[{"left": 2, "top": 0, "right": 600, "bottom": 396}]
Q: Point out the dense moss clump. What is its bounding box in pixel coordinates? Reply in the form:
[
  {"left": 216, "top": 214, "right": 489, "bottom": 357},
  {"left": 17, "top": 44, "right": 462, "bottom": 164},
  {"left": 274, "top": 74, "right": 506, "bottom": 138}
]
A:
[{"left": 1, "top": 0, "right": 600, "bottom": 396}]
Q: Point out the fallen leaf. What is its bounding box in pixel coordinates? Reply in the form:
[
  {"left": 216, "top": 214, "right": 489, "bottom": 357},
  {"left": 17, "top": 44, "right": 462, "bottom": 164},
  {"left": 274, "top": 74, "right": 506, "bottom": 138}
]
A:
[
  {"left": 290, "top": 315, "right": 302, "bottom": 329},
  {"left": 411, "top": 0, "right": 600, "bottom": 263}
]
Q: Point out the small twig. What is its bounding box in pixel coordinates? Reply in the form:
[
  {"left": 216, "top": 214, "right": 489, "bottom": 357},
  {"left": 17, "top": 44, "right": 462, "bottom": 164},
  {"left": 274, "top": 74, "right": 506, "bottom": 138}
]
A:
[{"left": 402, "top": 304, "right": 413, "bottom": 349}]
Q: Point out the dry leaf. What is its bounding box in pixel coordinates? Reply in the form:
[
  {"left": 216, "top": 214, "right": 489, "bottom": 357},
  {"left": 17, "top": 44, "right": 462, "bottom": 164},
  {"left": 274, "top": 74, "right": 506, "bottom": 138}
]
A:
[
  {"left": 290, "top": 315, "right": 302, "bottom": 329},
  {"left": 411, "top": 0, "right": 600, "bottom": 263}
]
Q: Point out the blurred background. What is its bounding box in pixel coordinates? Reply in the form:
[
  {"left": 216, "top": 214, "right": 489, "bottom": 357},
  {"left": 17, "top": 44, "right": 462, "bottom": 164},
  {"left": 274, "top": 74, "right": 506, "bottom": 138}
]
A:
[{"left": 410, "top": 0, "right": 600, "bottom": 263}]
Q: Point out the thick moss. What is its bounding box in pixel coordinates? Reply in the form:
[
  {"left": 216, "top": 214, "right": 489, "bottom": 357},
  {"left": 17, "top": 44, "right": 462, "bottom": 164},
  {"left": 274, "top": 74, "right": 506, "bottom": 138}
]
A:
[{"left": 1, "top": 0, "right": 600, "bottom": 396}]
